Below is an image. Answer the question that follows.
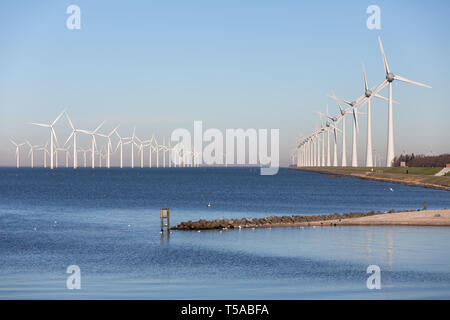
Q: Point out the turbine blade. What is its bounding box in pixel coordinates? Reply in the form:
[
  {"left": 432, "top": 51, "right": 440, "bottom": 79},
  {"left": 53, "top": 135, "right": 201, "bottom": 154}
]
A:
[
  {"left": 372, "top": 91, "right": 400, "bottom": 105},
  {"left": 372, "top": 80, "right": 388, "bottom": 96},
  {"left": 52, "top": 109, "right": 66, "bottom": 126},
  {"left": 394, "top": 75, "right": 431, "bottom": 88},
  {"left": 362, "top": 60, "right": 369, "bottom": 92},
  {"left": 64, "top": 132, "right": 74, "bottom": 146},
  {"left": 66, "top": 113, "right": 75, "bottom": 130},
  {"left": 378, "top": 36, "right": 390, "bottom": 75},
  {"left": 353, "top": 109, "right": 359, "bottom": 133},
  {"left": 93, "top": 121, "right": 106, "bottom": 134},
  {"left": 330, "top": 94, "right": 352, "bottom": 107},
  {"left": 110, "top": 125, "right": 120, "bottom": 136},
  {"left": 354, "top": 94, "right": 367, "bottom": 106},
  {"left": 52, "top": 127, "right": 59, "bottom": 146},
  {"left": 31, "top": 123, "right": 50, "bottom": 128}
]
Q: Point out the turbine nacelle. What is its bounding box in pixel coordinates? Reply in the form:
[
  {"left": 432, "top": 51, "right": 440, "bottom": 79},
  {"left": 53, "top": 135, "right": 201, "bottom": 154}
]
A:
[
  {"left": 386, "top": 72, "right": 395, "bottom": 82},
  {"left": 365, "top": 89, "right": 372, "bottom": 98}
]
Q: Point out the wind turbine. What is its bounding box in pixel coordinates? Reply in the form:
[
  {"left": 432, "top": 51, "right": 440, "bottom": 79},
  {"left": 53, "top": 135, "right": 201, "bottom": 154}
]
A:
[
  {"left": 315, "top": 109, "right": 330, "bottom": 167},
  {"left": 10, "top": 139, "right": 25, "bottom": 168},
  {"left": 377, "top": 36, "right": 431, "bottom": 167},
  {"left": 37, "top": 142, "right": 49, "bottom": 168},
  {"left": 320, "top": 113, "right": 342, "bottom": 167},
  {"left": 55, "top": 146, "right": 68, "bottom": 168},
  {"left": 31, "top": 109, "right": 65, "bottom": 169},
  {"left": 359, "top": 60, "right": 396, "bottom": 167},
  {"left": 79, "top": 121, "right": 105, "bottom": 169},
  {"left": 133, "top": 136, "right": 145, "bottom": 169},
  {"left": 329, "top": 93, "right": 350, "bottom": 167},
  {"left": 26, "top": 141, "right": 41, "bottom": 168},
  {"left": 78, "top": 148, "right": 89, "bottom": 168},
  {"left": 114, "top": 130, "right": 130, "bottom": 168},
  {"left": 123, "top": 128, "right": 137, "bottom": 168},
  {"left": 98, "top": 126, "right": 119, "bottom": 169},
  {"left": 65, "top": 113, "right": 82, "bottom": 169},
  {"left": 329, "top": 91, "right": 364, "bottom": 167}
]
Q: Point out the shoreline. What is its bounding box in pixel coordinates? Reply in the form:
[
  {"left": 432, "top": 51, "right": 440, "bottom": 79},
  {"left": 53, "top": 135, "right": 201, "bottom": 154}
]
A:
[
  {"left": 289, "top": 167, "right": 450, "bottom": 191},
  {"left": 171, "top": 209, "right": 450, "bottom": 231}
]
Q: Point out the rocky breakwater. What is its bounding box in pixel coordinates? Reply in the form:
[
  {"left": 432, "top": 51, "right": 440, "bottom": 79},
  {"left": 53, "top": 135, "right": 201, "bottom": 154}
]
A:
[{"left": 171, "top": 211, "right": 386, "bottom": 231}]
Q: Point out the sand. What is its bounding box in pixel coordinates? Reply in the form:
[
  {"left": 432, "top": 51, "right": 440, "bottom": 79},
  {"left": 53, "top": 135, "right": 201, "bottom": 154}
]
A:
[{"left": 299, "top": 209, "right": 450, "bottom": 227}]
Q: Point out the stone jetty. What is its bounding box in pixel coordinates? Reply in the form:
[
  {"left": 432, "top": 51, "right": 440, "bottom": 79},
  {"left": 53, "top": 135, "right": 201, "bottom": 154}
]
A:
[{"left": 171, "top": 210, "right": 387, "bottom": 231}]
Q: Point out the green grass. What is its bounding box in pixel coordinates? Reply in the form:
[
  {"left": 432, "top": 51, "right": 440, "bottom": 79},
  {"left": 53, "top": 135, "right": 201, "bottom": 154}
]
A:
[
  {"left": 382, "top": 167, "right": 443, "bottom": 175},
  {"left": 310, "top": 166, "right": 443, "bottom": 175},
  {"left": 295, "top": 166, "right": 450, "bottom": 188}
]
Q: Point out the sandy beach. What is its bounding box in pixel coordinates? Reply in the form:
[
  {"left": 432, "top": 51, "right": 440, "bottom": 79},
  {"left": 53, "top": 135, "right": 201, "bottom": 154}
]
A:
[
  {"left": 312, "top": 209, "right": 450, "bottom": 226},
  {"left": 297, "top": 209, "right": 450, "bottom": 227}
]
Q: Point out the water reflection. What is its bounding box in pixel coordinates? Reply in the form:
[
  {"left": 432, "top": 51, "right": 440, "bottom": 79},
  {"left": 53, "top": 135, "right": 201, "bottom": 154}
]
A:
[{"left": 160, "top": 232, "right": 170, "bottom": 246}]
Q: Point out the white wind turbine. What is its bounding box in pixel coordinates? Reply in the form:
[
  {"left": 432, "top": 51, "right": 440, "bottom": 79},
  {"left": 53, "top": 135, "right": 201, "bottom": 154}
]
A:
[
  {"left": 26, "top": 141, "right": 41, "bottom": 168},
  {"left": 37, "top": 142, "right": 49, "bottom": 168},
  {"left": 55, "top": 146, "right": 70, "bottom": 168},
  {"left": 64, "top": 113, "right": 82, "bottom": 169},
  {"left": 328, "top": 95, "right": 350, "bottom": 167},
  {"left": 330, "top": 91, "right": 365, "bottom": 167},
  {"left": 321, "top": 112, "right": 343, "bottom": 167},
  {"left": 143, "top": 135, "right": 156, "bottom": 168},
  {"left": 98, "top": 126, "right": 119, "bottom": 169},
  {"left": 10, "top": 139, "right": 25, "bottom": 168},
  {"left": 114, "top": 130, "right": 130, "bottom": 169},
  {"left": 31, "top": 109, "right": 66, "bottom": 169},
  {"left": 377, "top": 37, "right": 431, "bottom": 167},
  {"left": 78, "top": 148, "right": 89, "bottom": 168},
  {"left": 123, "top": 128, "right": 137, "bottom": 168},
  {"left": 78, "top": 121, "right": 105, "bottom": 169},
  {"left": 359, "top": 60, "right": 395, "bottom": 167},
  {"left": 133, "top": 135, "right": 145, "bottom": 169},
  {"left": 154, "top": 137, "right": 160, "bottom": 168},
  {"left": 315, "top": 111, "right": 327, "bottom": 167}
]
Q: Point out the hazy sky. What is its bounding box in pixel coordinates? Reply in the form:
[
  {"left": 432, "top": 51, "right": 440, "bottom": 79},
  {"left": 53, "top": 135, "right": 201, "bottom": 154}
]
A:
[{"left": 1, "top": 0, "right": 449, "bottom": 167}]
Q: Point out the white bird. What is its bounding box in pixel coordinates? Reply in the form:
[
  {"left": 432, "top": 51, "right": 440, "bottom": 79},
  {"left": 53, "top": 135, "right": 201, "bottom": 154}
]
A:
[{"left": 389, "top": 187, "right": 394, "bottom": 192}]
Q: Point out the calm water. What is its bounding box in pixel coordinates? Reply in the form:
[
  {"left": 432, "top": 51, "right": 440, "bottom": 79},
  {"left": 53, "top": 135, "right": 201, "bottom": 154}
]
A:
[{"left": 0, "top": 167, "right": 449, "bottom": 299}]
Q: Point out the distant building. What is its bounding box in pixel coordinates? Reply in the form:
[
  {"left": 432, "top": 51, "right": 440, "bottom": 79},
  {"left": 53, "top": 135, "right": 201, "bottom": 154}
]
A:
[{"left": 400, "top": 161, "right": 407, "bottom": 167}]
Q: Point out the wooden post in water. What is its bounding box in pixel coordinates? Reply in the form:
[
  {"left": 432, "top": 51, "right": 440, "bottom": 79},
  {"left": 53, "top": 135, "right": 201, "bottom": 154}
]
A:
[{"left": 160, "top": 208, "right": 170, "bottom": 232}]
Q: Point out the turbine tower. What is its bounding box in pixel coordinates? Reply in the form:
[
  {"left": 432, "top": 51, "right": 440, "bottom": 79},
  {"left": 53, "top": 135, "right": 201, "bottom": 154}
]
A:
[{"left": 377, "top": 37, "right": 431, "bottom": 167}]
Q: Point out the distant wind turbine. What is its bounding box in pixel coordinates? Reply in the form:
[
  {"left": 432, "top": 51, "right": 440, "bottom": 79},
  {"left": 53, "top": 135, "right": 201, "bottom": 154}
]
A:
[
  {"left": 26, "top": 141, "right": 41, "bottom": 168},
  {"left": 10, "top": 139, "right": 25, "bottom": 168},
  {"left": 31, "top": 109, "right": 66, "bottom": 169},
  {"left": 79, "top": 121, "right": 105, "bottom": 169},
  {"left": 98, "top": 126, "right": 119, "bottom": 169}
]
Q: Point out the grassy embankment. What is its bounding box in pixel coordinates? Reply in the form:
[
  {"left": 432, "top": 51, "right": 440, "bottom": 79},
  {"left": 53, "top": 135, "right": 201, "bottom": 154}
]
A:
[{"left": 293, "top": 167, "right": 450, "bottom": 190}]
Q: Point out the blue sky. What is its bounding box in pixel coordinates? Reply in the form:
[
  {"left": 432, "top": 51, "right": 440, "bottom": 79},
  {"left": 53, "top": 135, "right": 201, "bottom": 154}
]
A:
[{"left": 0, "top": 0, "right": 449, "bottom": 166}]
